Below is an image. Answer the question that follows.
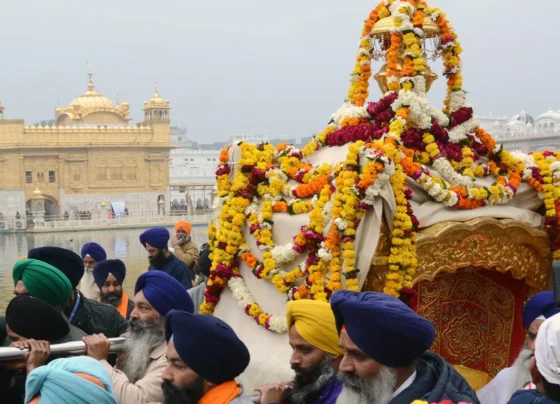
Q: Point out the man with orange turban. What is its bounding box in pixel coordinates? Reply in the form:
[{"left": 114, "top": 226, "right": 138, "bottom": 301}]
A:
[
  {"left": 255, "top": 300, "right": 344, "bottom": 404},
  {"left": 171, "top": 220, "right": 198, "bottom": 273}
]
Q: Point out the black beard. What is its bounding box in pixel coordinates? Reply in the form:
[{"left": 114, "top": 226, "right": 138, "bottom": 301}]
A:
[
  {"left": 149, "top": 250, "right": 167, "bottom": 268},
  {"left": 285, "top": 354, "right": 335, "bottom": 404},
  {"left": 100, "top": 290, "right": 123, "bottom": 307},
  {"left": 162, "top": 378, "right": 205, "bottom": 404}
]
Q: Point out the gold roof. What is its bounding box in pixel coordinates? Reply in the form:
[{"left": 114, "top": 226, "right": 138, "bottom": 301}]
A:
[
  {"left": 144, "top": 82, "right": 170, "bottom": 109},
  {"left": 371, "top": 16, "right": 442, "bottom": 39},
  {"left": 57, "top": 72, "right": 130, "bottom": 123}
]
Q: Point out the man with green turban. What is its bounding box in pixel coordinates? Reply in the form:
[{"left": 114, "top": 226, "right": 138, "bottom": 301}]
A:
[{"left": 12, "top": 259, "right": 72, "bottom": 306}]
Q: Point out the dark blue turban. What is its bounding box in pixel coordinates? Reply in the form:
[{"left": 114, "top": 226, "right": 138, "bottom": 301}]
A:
[
  {"left": 139, "top": 227, "right": 170, "bottom": 250},
  {"left": 165, "top": 310, "right": 250, "bottom": 385},
  {"left": 522, "top": 291, "right": 560, "bottom": 329},
  {"left": 330, "top": 291, "right": 436, "bottom": 368},
  {"left": 28, "top": 247, "right": 84, "bottom": 289},
  {"left": 135, "top": 271, "right": 193, "bottom": 316},
  {"left": 93, "top": 259, "right": 126, "bottom": 289},
  {"left": 81, "top": 242, "right": 107, "bottom": 263}
]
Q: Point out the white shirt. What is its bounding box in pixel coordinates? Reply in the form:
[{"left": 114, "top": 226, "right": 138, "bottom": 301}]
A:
[{"left": 392, "top": 371, "right": 417, "bottom": 398}]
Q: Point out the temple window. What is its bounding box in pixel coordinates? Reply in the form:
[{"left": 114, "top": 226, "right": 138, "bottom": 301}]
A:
[
  {"left": 25, "top": 171, "right": 32, "bottom": 184},
  {"left": 37, "top": 172, "right": 45, "bottom": 182},
  {"left": 48, "top": 171, "right": 56, "bottom": 183},
  {"left": 96, "top": 162, "right": 107, "bottom": 181},
  {"left": 126, "top": 162, "right": 137, "bottom": 181},
  {"left": 110, "top": 166, "right": 123, "bottom": 181}
]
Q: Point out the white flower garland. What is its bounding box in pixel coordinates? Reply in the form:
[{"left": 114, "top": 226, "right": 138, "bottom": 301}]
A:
[
  {"left": 228, "top": 277, "right": 288, "bottom": 334},
  {"left": 448, "top": 118, "right": 479, "bottom": 142}
]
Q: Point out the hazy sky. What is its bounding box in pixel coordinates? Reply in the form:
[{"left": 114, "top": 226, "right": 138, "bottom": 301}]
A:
[{"left": 1, "top": 0, "right": 558, "bottom": 143}]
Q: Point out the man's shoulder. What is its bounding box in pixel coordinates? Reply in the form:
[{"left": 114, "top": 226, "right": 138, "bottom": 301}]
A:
[{"left": 168, "top": 254, "right": 189, "bottom": 269}]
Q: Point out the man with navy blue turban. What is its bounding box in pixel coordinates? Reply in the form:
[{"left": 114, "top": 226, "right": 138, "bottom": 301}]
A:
[
  {"left": 93, "top": 259, "right": 134, "bottom": 319},
  {"left": 140, "top": 227, "right": 192, "bottom": 290},
  {"left": 161, "top": 310, "right": 252, "bottom": 404},
  {"left": 330, "top": 291, "right": 478, "bottom": 404},
  {"left": 478, "top": 291, "right": 560, "bottom": 404},
  {"left": 80, "top": 242, "right": 107, "bottom": 299},
  {"left": 83, "top": 271, "right": 194, "bottom": 404}
]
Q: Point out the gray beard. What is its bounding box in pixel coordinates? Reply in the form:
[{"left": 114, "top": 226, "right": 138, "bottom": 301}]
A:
[
  {"left": 336, "top": 366, "right": 397, "bottom": 404},
  {"left": 284, "top": 355, "right": 335, "bottom": 404},
  {"left": 121, "top": 317, "right": 166, "bottom": 383},
  {"left": 506, "top": 348, "right": 533, "bottom": 398}
]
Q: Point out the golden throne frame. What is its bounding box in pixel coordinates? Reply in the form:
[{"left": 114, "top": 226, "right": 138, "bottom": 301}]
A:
[{"left": 364, "top": 217, "right": 551, "bottom": 386}]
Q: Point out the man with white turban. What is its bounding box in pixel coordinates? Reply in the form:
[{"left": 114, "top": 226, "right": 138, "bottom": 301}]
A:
[
  {"left": 507, "top": 313, "right": 560, "bottom": 403},
  {"left": 478, "top": 291, "right": 560, "bottom": 403}
]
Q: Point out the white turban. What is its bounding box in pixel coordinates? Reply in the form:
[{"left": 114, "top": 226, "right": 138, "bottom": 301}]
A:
[{"left": 535, "top": 313, "right": 560, "bottom": 385}]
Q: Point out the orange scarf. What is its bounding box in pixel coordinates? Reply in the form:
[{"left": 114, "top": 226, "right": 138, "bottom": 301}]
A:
[
  {"left": 98, "top": 290, "right": 129, "bottom": 319},
  {"left": 198, "top": 381, "right": 241, "bottom": 404}
]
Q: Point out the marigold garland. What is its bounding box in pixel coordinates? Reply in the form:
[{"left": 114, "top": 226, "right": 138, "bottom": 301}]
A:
[{"left": 202, "top": 0, "right": 560, "bottom": 333}]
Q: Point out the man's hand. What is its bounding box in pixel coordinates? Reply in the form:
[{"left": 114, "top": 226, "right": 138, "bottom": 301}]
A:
[
  {"left": 25, "top": 339, "right": 50, "bottom": 374},
  {"left": 83, "top": 334, "right": 111, "bottom": 361},
  {"left": 171, "top": 236, "right": 180, "bottom": 247},
  {"left": 254, "top": 382, "right": 291, "bottom": 404}
]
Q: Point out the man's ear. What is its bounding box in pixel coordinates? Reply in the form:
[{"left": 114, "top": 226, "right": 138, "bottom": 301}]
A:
[{"left": 530, "top": 355, "right": 541, "bottom": 386}]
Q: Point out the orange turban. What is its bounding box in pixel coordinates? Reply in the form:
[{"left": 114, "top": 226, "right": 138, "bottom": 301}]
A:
[{"left": 175, "top": 220, "right": 192, "bottom": 235}]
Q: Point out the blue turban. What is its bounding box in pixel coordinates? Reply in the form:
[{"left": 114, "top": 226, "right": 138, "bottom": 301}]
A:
[
  {"left": 135, "top": 271, "right": 193, "bottom": 316},
  {"left": 330, "top": 291, "right": 436, "bottom": 368},
  {"left": 93, "top": 259, "right": 126, "bottom": 289},
  {"left": 165, "top": 310, "right": 250, "bottom": 385},
  {"left": 523, "top": 291, "right": 560, "bottom": 329},
  {"left": 28, "top": 247, "right": 84, "bottom": 289},
  {"left": 25, "top": 356, "right": 117, "bottom": 404},
  {"left": 139, "top": 227, "right": 170, "bottom": 250},
  {"left": 81, "top": 243, "right": 107, "bottom": 263}
]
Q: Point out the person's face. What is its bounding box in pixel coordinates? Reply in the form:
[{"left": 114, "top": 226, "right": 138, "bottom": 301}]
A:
[
  {"left": 6, "top": 325, "right": 22, "bottom": 342},
  {"left": 14, "top": 280, "right": 28, "bottom": 296},
  {"left": 100, "top": 273, "right": 123, "bottom": 305},
  {"left": 289, "top": 325, "right": 327, "bottom": 382},
  {"left": 338, "top": 330, "right": 384, "bottom": 379},
  {"left": 101, "top": 273, "right": 122, "bottom": 296},
  {"left": 162, "top": 340, "right": 207, "bottom": 404},
  {"left": 83, "top": 256, "right": 97, "bottom": 270},
  {"left": 176, "top": 229, "right": 187, "bottom": 240},
  {"left": 130, "top": 290, "right": 160, "bottom": 323},
  {"left": 527, "top": 319, "right": 545, "bottom": 351},
  {"left": 145, "top": 244, "right": 160, "bottom": 259}
]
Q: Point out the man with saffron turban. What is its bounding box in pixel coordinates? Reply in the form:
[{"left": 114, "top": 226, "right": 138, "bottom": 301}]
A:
[
  {"left": 27, "top": 247, "right": 128, "bottom": 338},
  {"left": 93, "top": 259, "right": 135, "bottom": 319},
  {"left": 478, "top": 291, "right": 560, "bottom": 404},
  {"left": 330, "top": 291, "right": 478, "bottom": 404},
  {"left": 80, "top": 242, "right": 107, "bottom": 299},
  {"left": 171, "top": 220, "right": 198, "bottom": 270},
  {"left": 140, "top": 227, "right": 192, "bottom": 289},
  {"left": 83, "top": 271, "right": 194, "bottom": 404},
  {"left": 161, "top": 309, "right": 252, "bottom": 404},
  {"left": 255, "top": 300, "right": 344, "bottom": 404},
  {"left": 25, "top": 356, "right": 117, "bottom": 404}
]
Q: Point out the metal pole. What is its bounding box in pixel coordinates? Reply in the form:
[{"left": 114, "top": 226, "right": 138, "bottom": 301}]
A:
[{"left": 0, "top": 337, "right": 126, "bottom": 362}]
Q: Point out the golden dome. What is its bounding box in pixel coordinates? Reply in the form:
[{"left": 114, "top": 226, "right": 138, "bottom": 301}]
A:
[
  {"left": 144, "top": 82, "right": 170, "bottom": 109},
  {"left": 68, "top": 72, "right": 115, "bottom": 110},
  {"left": 56, "top": 72, "right": 130, "bottom": 125}
]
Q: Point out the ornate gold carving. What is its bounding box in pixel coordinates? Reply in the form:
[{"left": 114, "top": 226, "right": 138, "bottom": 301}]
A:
[
  {"left": 363, "top": 218, "right": 391, "bottom": 292},
  {"left": 417, "top": 271, "right": 517, "bottom": 377},
  {"left": 415, "top": 218, "right": 551, "bottom": 294}
]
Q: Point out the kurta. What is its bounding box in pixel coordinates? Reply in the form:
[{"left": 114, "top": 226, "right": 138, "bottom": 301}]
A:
[
  {"left": 101, "top": 341, "right": 167, "bottom": 404},
  {"left": 477, "top": 366, "right": 530, "bottom": 404}
]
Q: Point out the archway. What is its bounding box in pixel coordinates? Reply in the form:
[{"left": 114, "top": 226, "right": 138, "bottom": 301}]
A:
[{"left": 26, "top": 195, "right": 59, "bottom": 221}]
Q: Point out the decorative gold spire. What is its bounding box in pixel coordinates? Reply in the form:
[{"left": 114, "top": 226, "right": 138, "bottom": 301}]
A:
[{"left": 87, "top": 72, "right": 94, "bottom": 91}]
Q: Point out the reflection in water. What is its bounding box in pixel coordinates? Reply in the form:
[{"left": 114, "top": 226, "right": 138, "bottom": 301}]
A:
[{"left": 0, "top": 225, "right": 209, "bottom": 313}]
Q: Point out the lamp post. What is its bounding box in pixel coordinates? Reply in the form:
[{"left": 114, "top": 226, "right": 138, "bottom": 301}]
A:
[
  {"left": 100, "top": 201, "right": 106, "bottom": 224},
  {"left": 158, "top": 198, "right": 165, "bottom": 217}
]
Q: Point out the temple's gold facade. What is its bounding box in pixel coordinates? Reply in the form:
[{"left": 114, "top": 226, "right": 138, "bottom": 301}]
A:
[{"left": 0, "top": 74, "right": 172, "bottom": 216}]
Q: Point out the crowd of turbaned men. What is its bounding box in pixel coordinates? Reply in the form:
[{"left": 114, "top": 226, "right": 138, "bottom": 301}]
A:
[{"left": 1, "top": 220, "right": 560, "bottom": 404}]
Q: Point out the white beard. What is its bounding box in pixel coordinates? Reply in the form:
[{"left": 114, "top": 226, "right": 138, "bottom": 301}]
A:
[
  {"left": 336, "top": 366, "right": 397, "bottom": 404},
  {"left": 508, "top": 348, "right": 533, "bottom": 396},
  {"left": 121, "top": 317, "right": 166, "bottom": 383}
]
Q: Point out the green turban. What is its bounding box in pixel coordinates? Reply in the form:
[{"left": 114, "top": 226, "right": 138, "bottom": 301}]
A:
[{"left": 12, "top": 259, "right": 72, "bottom": 306}]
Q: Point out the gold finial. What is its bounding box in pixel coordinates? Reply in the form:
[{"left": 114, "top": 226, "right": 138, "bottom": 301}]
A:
[
  {"left": 154, "top": 81, "right": 159, "bottom": 95},
  {"left": 88, "top": 72, "right": 94, "bottom": 91}
]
